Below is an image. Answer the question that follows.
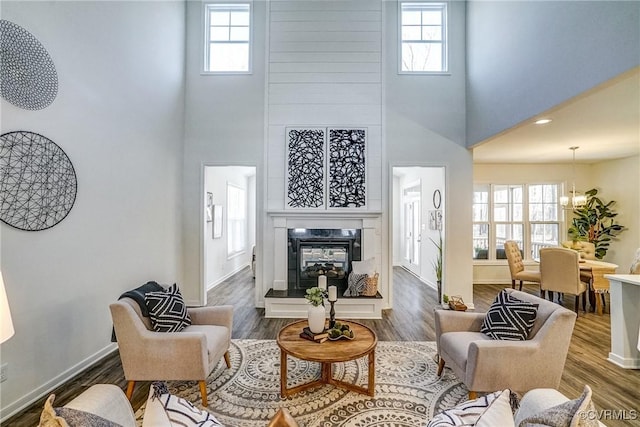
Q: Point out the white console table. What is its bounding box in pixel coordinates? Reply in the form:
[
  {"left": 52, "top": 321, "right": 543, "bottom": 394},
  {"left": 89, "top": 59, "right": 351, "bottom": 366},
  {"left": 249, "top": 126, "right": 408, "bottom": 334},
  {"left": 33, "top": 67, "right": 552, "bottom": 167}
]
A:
[{"left": 605, "top": 274, "right": 640, "bottom": 369}]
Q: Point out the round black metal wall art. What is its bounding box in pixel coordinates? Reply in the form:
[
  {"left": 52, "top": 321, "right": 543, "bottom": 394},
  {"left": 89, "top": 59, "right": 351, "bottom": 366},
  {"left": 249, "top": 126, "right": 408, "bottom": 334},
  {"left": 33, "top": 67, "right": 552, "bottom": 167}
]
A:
[
  {"left": 0, "top": 131, "right": 77, "bottom": 231},
  {"left": 0, "top": 19, "right": 58, "bottom": 110}
]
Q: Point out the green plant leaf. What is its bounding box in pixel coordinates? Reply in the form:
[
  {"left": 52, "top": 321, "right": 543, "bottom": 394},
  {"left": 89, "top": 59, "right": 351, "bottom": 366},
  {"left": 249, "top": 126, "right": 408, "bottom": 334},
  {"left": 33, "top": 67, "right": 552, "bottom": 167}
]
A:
[{"left": 567, "top": 188, "right": 625, "bottom": 259}]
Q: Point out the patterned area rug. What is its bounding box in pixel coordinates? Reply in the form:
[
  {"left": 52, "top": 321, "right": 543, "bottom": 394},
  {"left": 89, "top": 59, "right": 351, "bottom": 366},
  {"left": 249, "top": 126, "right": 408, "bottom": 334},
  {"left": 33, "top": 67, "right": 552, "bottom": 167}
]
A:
[{"left": 135, "top": 340, "right": 467, "bottom": 427}]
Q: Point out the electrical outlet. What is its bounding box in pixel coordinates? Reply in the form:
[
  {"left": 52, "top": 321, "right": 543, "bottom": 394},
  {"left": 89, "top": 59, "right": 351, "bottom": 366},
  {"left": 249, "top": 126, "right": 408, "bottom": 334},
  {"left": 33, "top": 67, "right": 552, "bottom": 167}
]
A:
[{"left": 0, "top": 363, "right": 7, "bottom": 383}]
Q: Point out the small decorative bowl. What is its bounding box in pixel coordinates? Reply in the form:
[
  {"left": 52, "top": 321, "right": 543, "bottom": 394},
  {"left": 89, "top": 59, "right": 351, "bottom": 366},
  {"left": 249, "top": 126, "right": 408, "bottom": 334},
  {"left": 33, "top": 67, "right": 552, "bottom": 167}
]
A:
[{"left": 327, "top": 329, "right": 355, "bottom": 340}]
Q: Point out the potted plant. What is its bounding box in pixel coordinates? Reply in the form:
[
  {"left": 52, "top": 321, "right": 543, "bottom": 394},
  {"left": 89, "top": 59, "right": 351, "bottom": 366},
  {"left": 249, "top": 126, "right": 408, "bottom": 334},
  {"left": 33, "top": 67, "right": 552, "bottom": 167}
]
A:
[
  {"left": 430, "top": 232, "right": 443, "bottom": 303},
  {"left": 567, "top": 188, "right": 625, "bottom": 259},
  {"left": 305, "top": 287, "right": 327, "bottom": 333}
]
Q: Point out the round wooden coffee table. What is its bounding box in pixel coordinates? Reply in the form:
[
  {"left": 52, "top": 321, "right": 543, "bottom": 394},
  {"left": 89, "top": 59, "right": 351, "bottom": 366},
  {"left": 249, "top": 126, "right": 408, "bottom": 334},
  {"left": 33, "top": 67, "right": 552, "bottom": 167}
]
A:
[{"left": 276, "top": 319, "right": 377, "bottom": 397}]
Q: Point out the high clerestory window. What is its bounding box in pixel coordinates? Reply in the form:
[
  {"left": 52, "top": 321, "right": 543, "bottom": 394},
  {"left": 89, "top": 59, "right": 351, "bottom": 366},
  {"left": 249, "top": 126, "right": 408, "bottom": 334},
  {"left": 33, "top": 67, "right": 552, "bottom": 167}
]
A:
[
  {"left": 473, "top": 183, "right": 562, "bottom": 261},
  {"left": 204, "top": 2, "right": 251, "bottom": 73},
  {"left": 399, "top": 2, "right": 448, "bottom": 73}
]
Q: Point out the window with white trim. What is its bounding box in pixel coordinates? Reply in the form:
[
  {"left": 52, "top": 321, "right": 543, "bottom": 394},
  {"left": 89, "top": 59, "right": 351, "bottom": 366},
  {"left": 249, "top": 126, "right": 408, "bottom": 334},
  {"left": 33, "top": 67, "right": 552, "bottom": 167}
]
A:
[
  {"left": 399, "top": 2, "right": 448, "bottom": 73},
  {"left": 473, "top": 183, "right": 561, "bottom": 261},
  {"left": 204, "top": 3, "right": 251, "bottom": 73},
  {"left": 227, "top": 183, "right": 246, "bottom": 257}
]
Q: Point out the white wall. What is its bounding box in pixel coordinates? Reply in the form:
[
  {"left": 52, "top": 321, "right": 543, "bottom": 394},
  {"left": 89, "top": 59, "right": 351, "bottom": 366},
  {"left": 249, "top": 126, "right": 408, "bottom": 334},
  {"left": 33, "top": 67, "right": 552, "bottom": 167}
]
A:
[
  {"left": 181, "top": 0, "right": 266, "bottom": 304},
  {"left": 265, "top": 0, "right": 383, "bottom": 212},
  {"left": 204, "top": 167, "right": 256, "bottom": 289},
  {"left": 592, "top": 156, "right": 640, "bottom": 270},
  {"left": 473, "top": 158, "right": 639, "bottom": 283},
  {"left": 385, "top": 0, "right": 473, "bottom": 305},
  {"left": 0, "top": 1, "right": 185, "bottom": 420},
  {"left": 466, "top": 0, "right": 640, "bottom": 145},
  {"left": 386, "top": 2, "right": 466, "bottom": 146},
  {"left": 262, "top": 0, "right": 385, "bottom": 305}
]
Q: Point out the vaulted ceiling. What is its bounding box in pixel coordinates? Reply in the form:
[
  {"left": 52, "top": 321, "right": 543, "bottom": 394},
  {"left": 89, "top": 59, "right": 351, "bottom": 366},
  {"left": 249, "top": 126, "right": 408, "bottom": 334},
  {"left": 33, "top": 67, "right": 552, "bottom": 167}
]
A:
[{"left": 472, "top": 67, "right": 640, "bottom": 164}]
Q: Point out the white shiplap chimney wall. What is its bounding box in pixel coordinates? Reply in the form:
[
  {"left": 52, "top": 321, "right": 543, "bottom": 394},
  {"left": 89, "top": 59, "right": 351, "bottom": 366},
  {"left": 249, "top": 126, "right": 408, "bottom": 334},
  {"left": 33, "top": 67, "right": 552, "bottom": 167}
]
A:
[{"left": 266, "top": 0, "right": 383, "bottom": 211}]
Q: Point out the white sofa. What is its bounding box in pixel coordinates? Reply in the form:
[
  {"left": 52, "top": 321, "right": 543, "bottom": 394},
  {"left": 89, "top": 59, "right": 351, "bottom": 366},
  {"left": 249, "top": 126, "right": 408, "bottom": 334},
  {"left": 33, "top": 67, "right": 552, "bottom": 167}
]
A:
[
  {"left": 52, "top": 383, "right": 296, "bottom": 427},
  {"left": 428, "top": 386, "right": 606, "bottom": 427},
  {"left": 57, "top": 384, "right": 606, "bottom": 427},
  {"left": 515, "top": 388, "right": 606, "bottom": 427},
  {"left": 55, "top": 383, "right": 169, "bottom": 427}
]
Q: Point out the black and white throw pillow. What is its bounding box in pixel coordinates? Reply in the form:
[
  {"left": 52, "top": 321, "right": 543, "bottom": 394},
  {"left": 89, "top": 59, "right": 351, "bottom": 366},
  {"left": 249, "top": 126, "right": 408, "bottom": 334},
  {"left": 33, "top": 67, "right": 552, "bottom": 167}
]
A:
[
  {"left": 145, "top": 283, "right": 192, "bottom": 332},
  {"left": 150, "top": 382, "right": 224, "bottom": 427},
  {"left": 481, "top": 290, "right": 538, "bottom": 341},
  {"left": 344, "top": 272, "right": 368, "bottom": 297},
  {"left": 428, "top": 389, "right": 521, "bottom": 427}
]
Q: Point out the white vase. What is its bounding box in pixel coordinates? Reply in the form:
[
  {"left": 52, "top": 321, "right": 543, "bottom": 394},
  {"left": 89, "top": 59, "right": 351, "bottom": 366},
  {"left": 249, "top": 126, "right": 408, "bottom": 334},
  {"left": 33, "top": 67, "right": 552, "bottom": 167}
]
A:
[{"left": 307, "top": 304, "right": 326, "bottom": 333}]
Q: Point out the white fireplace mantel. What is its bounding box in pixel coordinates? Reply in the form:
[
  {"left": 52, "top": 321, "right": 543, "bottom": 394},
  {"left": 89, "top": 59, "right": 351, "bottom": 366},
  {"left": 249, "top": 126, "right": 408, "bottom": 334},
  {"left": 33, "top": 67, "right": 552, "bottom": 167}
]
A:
[
  {"left": 266, "top": 210, "right": 382, "bottom": 218},
  {"left": 265, "top": 210, "right": 384, "bottom": 319},
  {"left": 269, "top": 211, "right": 381, "bottom": 291}
]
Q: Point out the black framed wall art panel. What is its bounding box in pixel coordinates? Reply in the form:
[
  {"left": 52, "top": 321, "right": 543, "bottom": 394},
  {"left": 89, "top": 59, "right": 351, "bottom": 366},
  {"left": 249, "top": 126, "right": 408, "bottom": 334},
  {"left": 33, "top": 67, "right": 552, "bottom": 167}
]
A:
[
  {"left": 285, "top": 127, "right": 326, "bottom": 209},
  {"left": 327, "top": 128, "right": 366, "bottom": 209}
]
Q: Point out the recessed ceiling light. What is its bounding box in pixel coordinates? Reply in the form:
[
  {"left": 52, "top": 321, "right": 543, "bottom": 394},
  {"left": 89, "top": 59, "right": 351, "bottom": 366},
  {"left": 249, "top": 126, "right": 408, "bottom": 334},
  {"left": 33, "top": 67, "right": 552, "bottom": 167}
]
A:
[{"left": 535, "top": 119, "right": 552, "bottom": 125}]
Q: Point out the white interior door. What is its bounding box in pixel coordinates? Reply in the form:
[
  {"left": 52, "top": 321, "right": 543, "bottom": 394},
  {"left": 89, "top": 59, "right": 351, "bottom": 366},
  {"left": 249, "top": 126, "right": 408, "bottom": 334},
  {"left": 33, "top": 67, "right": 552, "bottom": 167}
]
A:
[{"left": 402, "top": 183, "right": 421, "bottom": 276}]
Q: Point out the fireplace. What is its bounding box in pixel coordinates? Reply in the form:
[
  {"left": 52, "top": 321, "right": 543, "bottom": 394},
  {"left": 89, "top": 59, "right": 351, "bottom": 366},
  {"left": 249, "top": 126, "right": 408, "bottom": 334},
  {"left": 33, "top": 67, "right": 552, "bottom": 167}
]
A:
[{"left": 288, "top": 228, "right": 361, "bottom": 295}]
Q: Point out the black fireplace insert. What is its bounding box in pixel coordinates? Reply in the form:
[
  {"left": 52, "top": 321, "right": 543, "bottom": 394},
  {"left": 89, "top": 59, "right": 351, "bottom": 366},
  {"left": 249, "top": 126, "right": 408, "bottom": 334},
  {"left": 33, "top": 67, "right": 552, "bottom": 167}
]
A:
[{"left": 287, "top": 228, "right": 361, "bottom": 295}]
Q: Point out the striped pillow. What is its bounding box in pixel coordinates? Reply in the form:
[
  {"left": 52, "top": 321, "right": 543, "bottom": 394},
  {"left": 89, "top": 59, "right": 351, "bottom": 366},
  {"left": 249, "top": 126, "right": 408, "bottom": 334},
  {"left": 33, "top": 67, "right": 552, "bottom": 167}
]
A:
[
  {"left": 481, "top": 290, "right": 538, "bottom": 341},
  {"left": 145, "top": 283, "right": 192, "bottom": 332},
  {"left": 427, "top": 390, "right": 514, "bottom": 427},
  {"left": 345, "top": 273, "right": 368, "bottom": 296},
  {"left": 150, "top": 382, "right": 223, "bottom": 426}
]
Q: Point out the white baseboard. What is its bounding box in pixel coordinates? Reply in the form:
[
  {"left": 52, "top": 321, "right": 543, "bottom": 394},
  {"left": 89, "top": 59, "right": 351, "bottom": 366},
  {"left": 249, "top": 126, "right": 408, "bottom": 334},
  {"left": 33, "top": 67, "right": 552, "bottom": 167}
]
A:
[
  {"left": 608, "top": 352, "right": 640, "bottom": 369},
  {"left": 0, "top": 343, "right": 118, "bottom": 423}
]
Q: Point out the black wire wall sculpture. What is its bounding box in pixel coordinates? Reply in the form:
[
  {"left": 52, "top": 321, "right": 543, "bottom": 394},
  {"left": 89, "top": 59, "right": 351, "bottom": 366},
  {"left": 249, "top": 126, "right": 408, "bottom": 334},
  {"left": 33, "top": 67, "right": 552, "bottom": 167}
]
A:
[
  {"left": 286, "top": 128, "right": 325, "bottom": 209},
  {"left": 328, "top": 129, "right": 366, "bottom": 208},
  {"left": 0, "top": 131, "right": 77, "bottom": 231},
  {"left": 0, "top": 19, "right": 58, "bottom": 110}
]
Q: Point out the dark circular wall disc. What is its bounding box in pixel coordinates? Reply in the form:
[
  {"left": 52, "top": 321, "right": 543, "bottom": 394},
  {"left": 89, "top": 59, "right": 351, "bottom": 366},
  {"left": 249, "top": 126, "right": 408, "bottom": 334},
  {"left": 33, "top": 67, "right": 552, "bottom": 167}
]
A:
[{"left": 1, "top": 131, "right": 77, "bottom": 231}]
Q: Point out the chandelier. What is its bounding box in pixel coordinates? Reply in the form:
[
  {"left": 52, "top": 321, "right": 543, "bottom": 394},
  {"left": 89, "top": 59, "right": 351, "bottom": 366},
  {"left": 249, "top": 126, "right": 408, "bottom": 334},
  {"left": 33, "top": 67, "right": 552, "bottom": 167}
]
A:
[{"left": 560, "top": 146, "right": 587, "bottom": 209}]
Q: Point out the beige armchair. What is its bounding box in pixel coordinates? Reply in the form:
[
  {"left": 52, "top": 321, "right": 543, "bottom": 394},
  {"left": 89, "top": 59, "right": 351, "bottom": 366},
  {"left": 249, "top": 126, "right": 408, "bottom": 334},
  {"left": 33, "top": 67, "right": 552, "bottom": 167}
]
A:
[
  {"left": 539, "top": 247, "right": 589, "bottom": 314},
  {"left": 435, "top": 289, "right": 576, "bottom": 399},
  {"left": 110, "top": 298, "right": 233, "bottom": 406},
  {"left": 504, "top": 240, "right": 541, "bottom": 290}
]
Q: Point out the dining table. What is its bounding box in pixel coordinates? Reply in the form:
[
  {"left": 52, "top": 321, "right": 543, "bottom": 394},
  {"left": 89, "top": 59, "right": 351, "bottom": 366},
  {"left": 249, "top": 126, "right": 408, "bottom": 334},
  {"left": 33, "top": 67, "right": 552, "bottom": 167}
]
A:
[{"left": 579, "top": 259, "right": 619, "bottom": 315}]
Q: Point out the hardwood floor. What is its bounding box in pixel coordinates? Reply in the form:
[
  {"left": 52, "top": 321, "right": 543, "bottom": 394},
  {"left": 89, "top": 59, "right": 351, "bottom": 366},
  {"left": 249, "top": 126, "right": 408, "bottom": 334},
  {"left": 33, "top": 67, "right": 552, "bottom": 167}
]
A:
[{"left": 5, "top": 267, "right": 640, "bottom": 426}]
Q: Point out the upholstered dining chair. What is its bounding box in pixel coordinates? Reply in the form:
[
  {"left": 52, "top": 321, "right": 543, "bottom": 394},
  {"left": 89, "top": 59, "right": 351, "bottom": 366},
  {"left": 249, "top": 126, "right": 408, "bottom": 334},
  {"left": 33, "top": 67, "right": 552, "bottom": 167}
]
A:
[
  {"left": 110, "top": 298, "right": 233, "bottom": 406},
  {"left": 561, "top": 240, "right": 596, "bottom": 260},
  {"left": 504, "top": 240, "right": 541, "bottom": 291},
  {"left": 539, "top": 247, "right": 590, "bottom": 314},
  {"left": 435, "top": 289, "right": 577, "bottom": 399},
  {"left": 562, "top": 240, "right": 597, "bottom": 286}
]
